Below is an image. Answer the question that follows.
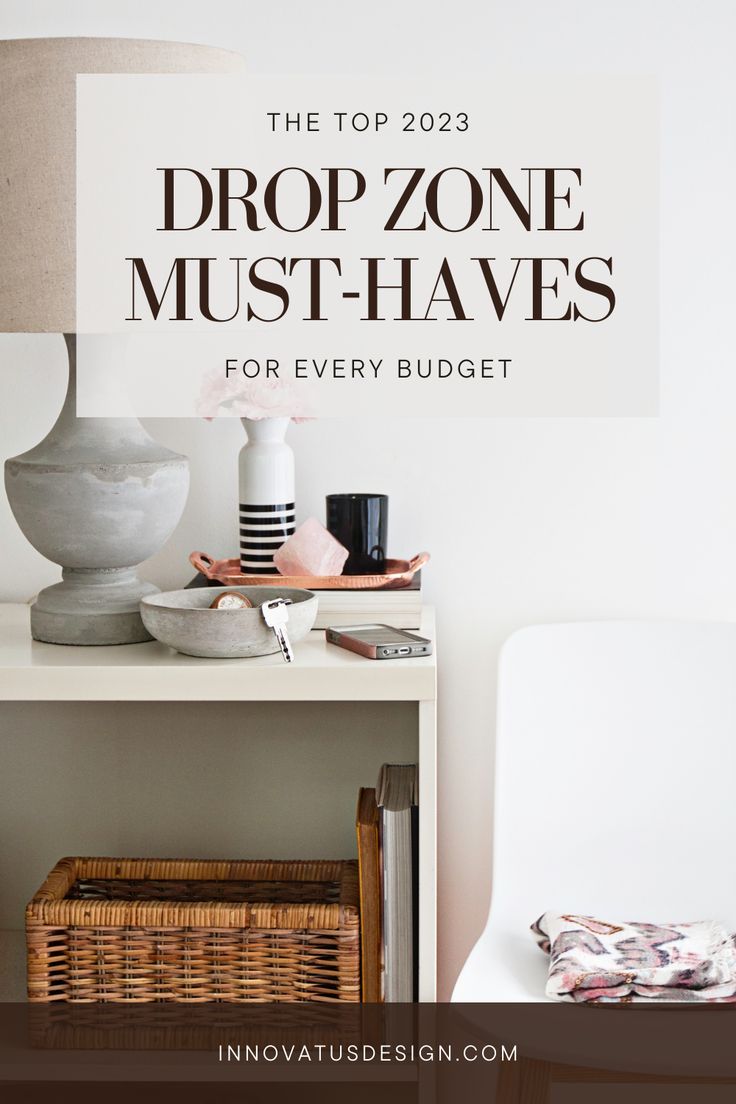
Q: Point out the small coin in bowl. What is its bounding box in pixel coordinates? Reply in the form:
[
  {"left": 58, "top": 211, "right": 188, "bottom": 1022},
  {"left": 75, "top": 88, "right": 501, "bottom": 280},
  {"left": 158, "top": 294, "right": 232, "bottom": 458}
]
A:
[{"left": 209, "top": 591, "right": 254, "bottom": 609}]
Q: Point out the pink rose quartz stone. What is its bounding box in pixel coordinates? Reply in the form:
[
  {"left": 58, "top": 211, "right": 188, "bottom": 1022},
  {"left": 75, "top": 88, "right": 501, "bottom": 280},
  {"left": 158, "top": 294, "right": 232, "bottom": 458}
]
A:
[{"left": 274, "top": 517, "right": 349, "bottom": 577}]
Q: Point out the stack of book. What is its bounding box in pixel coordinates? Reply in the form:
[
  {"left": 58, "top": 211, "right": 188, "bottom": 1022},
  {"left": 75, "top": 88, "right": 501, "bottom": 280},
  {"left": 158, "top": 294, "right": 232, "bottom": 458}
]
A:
[
  {"left": 315, "top": 575, "right": 422, "bottom": 630},
  {"left": 355, "top": 763, "right": 418, "bottom": 1002}
]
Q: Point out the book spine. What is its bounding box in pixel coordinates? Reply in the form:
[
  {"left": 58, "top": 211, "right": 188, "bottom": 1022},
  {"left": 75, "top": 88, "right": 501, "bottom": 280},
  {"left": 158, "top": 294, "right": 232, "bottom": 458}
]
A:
[{"left": 316, "top": 611, "right": 421, "bottom": 630}]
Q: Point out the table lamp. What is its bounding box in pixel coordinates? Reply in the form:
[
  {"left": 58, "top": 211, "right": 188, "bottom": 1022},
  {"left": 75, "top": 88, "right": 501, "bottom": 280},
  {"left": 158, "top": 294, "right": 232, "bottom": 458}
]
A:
[{"left": 1, "top": 38, "right": 246, "bottom": 645}]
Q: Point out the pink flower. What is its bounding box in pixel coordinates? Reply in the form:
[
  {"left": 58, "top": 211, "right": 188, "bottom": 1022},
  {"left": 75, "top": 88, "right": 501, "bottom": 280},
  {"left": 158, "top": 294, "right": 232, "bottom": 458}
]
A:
[{"left": 197, "top": 364, "right": 312, "bottom": 421}]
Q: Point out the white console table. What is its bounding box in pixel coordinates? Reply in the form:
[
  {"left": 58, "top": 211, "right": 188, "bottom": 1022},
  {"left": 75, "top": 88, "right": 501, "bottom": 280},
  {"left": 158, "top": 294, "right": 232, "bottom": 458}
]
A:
[{"left": 0, "top": 603, "right": 437, "bottom": 1002}]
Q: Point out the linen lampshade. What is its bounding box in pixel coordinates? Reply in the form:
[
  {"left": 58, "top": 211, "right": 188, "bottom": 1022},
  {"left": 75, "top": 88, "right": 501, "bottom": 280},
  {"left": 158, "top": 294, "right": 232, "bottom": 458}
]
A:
[
  {"left": 0, "top": 36, "right": 247, "bottom": 333},
  {"left": 3, "top": 38, "right": 246, "bottom": 647}
]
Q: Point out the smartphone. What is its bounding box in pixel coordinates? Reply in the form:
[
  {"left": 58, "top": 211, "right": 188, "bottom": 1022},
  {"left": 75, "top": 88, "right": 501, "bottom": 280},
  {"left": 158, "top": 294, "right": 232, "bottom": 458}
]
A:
[{"left": 326, "top": 624, "right": 433, "bottom": 660}]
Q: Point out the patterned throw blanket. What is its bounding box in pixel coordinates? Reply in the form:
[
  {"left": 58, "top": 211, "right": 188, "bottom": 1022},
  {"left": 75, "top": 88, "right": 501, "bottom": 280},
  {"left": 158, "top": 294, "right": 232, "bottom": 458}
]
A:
[{"left": 532, "top": 913, "right": 736, "bottom": 1003}]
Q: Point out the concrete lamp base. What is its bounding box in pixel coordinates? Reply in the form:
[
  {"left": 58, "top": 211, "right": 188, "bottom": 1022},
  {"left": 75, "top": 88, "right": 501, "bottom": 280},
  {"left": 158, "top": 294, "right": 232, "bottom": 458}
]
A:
[
  {"left": 30, "top": 567, "right": 161, "bottom": 646},
  {"left": 4, "top": 335, "right": 190, "bottom": 646}
]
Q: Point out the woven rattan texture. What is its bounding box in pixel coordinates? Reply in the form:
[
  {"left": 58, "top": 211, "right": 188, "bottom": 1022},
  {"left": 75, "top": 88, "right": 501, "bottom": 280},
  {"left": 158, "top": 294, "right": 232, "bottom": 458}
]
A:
[{"left": 26, "top": 858, "right": 360, "bottom": 1003}]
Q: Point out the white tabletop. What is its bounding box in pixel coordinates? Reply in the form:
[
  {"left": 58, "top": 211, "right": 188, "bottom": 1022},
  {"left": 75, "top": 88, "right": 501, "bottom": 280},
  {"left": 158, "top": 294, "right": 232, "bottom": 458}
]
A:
[{"left": 0, "top": 604, "right": 436, "bottom": 703}]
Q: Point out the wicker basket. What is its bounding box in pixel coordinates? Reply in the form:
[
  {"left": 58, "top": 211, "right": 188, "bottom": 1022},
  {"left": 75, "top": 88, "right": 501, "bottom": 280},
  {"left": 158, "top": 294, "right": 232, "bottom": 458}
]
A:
[{"left": 26, "top": 857, "right": 360, "bottom": 1003}]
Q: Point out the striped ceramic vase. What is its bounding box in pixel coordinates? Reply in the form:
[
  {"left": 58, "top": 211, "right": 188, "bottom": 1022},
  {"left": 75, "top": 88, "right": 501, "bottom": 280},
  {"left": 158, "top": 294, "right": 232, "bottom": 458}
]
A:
[{"left": 238, "top": 417, "right": 295, "bottom": 575}]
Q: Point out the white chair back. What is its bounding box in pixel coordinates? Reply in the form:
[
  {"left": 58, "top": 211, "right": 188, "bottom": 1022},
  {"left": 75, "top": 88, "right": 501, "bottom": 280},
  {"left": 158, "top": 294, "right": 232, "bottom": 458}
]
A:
[{"left": 489, "top": 621, "right": 736, "bottom": 932}]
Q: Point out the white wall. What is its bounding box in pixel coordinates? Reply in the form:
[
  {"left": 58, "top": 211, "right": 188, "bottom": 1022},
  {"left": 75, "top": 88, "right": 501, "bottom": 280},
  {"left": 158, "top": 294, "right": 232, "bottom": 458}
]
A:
[{"left": 2, "top": 0, "right": 736, "bottom": 999}]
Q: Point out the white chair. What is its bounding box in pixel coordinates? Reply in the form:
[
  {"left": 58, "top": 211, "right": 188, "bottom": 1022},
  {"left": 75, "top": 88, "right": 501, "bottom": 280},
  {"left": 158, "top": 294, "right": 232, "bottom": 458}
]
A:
[{"left": 453, "top": 620, "right": 736, "bottom": 1004}]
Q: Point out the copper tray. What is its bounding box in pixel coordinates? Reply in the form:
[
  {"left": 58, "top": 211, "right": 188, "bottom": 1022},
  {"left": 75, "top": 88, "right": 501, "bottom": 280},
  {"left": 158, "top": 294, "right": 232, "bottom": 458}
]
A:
[{"left": 189, "top": 551, "right": 430, "bottom": 590}]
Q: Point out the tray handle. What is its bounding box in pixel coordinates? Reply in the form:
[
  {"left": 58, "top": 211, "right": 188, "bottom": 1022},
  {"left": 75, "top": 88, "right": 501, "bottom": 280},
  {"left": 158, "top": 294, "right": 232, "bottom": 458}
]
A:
[
  {"left": 189, "top": 551, "right": 217, "bottom": 577},
  {"left": 408, "top": 552, "right": 431, "bottom": 573}
]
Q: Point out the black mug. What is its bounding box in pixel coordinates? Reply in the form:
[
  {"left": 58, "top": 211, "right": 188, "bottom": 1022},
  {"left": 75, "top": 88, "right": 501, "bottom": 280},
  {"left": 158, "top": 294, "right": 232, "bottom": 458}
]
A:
[{"left": 326, "top": 494, "right": 388, "bottom": 575}]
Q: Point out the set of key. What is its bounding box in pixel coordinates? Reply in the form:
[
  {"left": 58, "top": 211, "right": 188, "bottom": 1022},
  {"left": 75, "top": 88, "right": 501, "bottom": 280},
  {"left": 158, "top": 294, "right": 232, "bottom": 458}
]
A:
[{"left": 261, "top": 597, "right": 294, "bottom": 663}]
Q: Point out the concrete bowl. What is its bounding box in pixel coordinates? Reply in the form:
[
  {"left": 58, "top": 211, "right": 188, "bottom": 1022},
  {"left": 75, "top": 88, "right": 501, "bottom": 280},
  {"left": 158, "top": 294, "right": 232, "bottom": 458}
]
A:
[{"left": 140, "top": 586, "right": 318, "bottom": 658}]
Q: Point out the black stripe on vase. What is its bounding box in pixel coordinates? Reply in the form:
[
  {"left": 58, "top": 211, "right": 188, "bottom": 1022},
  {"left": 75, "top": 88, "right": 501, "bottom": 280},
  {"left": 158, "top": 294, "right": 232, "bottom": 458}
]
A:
[
  {"left": 238, "top": 549, "right": 282, "bottom": 561},
  {"left": 239, "top": 529, "right": 295, "bottom": 542},
  {"left": 239, "top": 507, "right": 294, "bottom": 513},
  {"left": 237, "top": 538, "right": 291, "bottom": 552},
  {"left": 238, "top": 513, "right": 296, "bottom": 526},
  {"left": 239, "top": 551, "right": 279, "bottom": 559}
]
